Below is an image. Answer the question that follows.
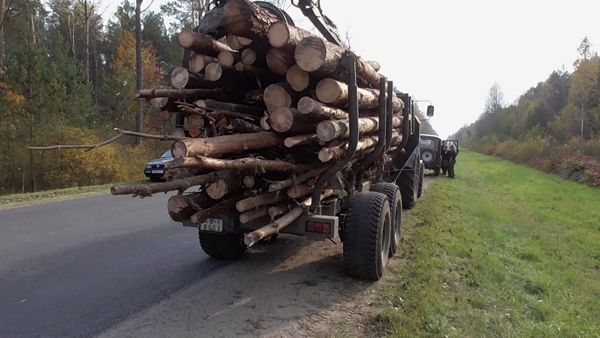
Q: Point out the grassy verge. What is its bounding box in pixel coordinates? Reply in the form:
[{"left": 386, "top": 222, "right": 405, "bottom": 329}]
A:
[
  {"left": 369, "top": 150, "right": 600, "bottom": 337},
  {"left": 0, "top": 180, "right": 145, "bottom": 210}
]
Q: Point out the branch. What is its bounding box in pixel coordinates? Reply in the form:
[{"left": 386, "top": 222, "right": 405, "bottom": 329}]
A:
[{"left": 29, "top": 128, "right": 186, "bottom": 151}]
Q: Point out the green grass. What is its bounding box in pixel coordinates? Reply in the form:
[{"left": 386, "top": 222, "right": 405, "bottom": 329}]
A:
[
  {"left": 371, "top": 150, "right": 600, "bottom": 337},
  {"left": 0, "top": 180, "right": 145, "bottom": 210}
]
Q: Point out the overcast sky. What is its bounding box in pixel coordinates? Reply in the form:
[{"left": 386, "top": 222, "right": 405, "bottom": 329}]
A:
[{"left": 105, "top": 0, "right": 600, "bottom": 137}]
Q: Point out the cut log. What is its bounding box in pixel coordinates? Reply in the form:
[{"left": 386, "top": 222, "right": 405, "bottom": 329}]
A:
[
  {"left": 294, "top": 36, "right": 381, "bottom": 88},
  {"left": 167, "top": 192, "right": 213, "bottom": 222},
  {"left": 205, "top": 62, "right": 223, "bottom": 81},
  {"left": 171, "top": 67, "right": 217, "bottom": 89},
  {"left": 269, "top": 107, "right": 316, "bottom": 134},
  {"left": 268, "top": 204, "right": 289, "bottom": 220},
  {"left": 241, "top": 48, "right": 258, "bottom": 65},
  {"left": 318, "top": 136, "right": 379, "bottom": 162},
  {"left": 229, "top": 118, "right": 262, "bottom": 133},
  {"left": 170, "top": 155, "right": 302, "bottom": 173},
  {"left": 239, "top": 206, "right": 269, "bottom": 224},
  {"left": 136, "top": 88, "right": 224, "bottom": 100},
  {"left": 222, "top": 0, "right": 279, "bottom": 39},
  {"left": 287, "top": 183, "right": 312, "bottom": 199},
  {"left": 233, "top": 62, "right": 282, "bottom": 86},
  {"left": 365, "top": 60, "right": 380, "bottom": 72},
  {"left": 298, "top": 189, "right": 334, "bottom": 207},
  {"left": 177, "top": 30, "right": 237, "bottom": 55},
  {"left": 263, "top": 82, "right": 293, "bottom": 111},
  {"left": 297, "top": 96, "right": 348, "bottom": 120},
  {"left": 243, "top": 175, "right": 256, "bottom": 189},
  {"left": 268, "top": 166, "right": 326, "bottom": 192},
  {"left": 244, "top": 207, "right": 303, "bottom": 247},
  {"left": 189, "top": 54, "right": 217, "bottom": 72},
  {"left": 286, "top": 64, "right": 310, "bottom": 92},
  {"left": 266, "top": 48, "right": 294, "bottom": 76},
  {"left": 173, "top": 132, "right": 283, "bottom": 158},
  {"left": 316, "top": 78, "right": 403, "bottom": 112},
  {"left": 150, "top": 96, "right": 169, "bottom": 109},
  {"left": 283, "top": 134, "right": 320, "bottom": 148},
  {"left": 195, "top": 99, "right": 264, "bottom": 115},
  {"left": 111, "top": 170, "right": 235, "bottom": 197},
  {"left": 226, "top": 33, "right": 253, "bottom": 50},
  {"left": 217, "top": 51, "right": 236, "bottom": 66},
  {"left": 190, "top": 194, "right": 241, "bottom": 224},
  {"left": 316, "top": 116, "right": 402, "bottom": 142},
  {"left": 236, "top": 191, "right": 286, "bottom": 212},
  {"left": 267, "top": 21, "right": 314, "bottom": 50},
  {"left": 185, "top": 113, "right": 205, "bottom": 138},
  {"left": 206, "top": 174, "right": 241, "bottom": 200}
]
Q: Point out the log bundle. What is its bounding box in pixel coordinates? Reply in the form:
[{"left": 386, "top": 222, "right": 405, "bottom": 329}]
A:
[{"left": 112, "top": 0, "right": 406, "bottom": 247}]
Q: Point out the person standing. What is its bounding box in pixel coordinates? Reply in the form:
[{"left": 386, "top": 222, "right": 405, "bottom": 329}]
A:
[{"left": 447, "top": 144, "right": 458, "bottom": 178}]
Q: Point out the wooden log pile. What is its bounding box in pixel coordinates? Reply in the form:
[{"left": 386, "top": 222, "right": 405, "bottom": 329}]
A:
[{"left": 111, "top": 0, "right": 405, "bottom": 247}]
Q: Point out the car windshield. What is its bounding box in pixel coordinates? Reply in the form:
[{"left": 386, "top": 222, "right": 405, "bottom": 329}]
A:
[{"left": 161, "top": 150, "right": 173, "bottom": 158}]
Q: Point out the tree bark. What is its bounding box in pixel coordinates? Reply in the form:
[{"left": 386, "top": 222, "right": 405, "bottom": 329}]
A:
[
  {"left": 287, "top": 183, "right": 312, "bottom": 199},
  {"left": 297, "top": 96, "right": 348, "bottom": 120},
  {"left": 236, "top": 190, "right": 286, "bottom": 212},
  {"left": 111, "top": 170, "right": 236, "bottom": 197},
  {"left": 244, "top": 207, "right": 303, "bottom": 247},
  {"left": 269, "top": 107, "right": 316, "bottom": 134},
  {"left": 265, "top": 48, "right": 294, "bottom": 76},
  {"left": 316, "top": 116, "right": 402, "bottom": 142},
  {"left": 0, "top": 0, "right": 5, "bottom": 70},
  {"left": 169, "top": 155, "right": 302, "bottom": 173},
  {"left": 135, "top": 0, "right": 143, "bottom": 143},
  {"left": 316, "top": 78, "right": 403, "bottom": 112},
  {"left": 239, "top": 206, "right": 269, "bottom": 224},
  {"left": 283, "top": 134, "right": 320, "bottom": 148},
  {"left": 229, "top": 118, "right": 262, "bottom": 133},
  {"left": 172, "top": 131, "right": 282, "bottom": 158},
  {"left": 221, "top": 0, "right": 279, "bottom": 40},
  {"left": 178, "top": 30, "right": 237, "bottom": 56},
  {"left": 206, "top": 174, "right": 242, "bottom": 200},
  {"left": 190, "top": 194, "right": 241, "bottom": 224},
  {"left": 318, "top": 136, "right": 378, "bottom": 162},
  {"left": 137, "top": 88, "right": 225, "bottom": 100}
]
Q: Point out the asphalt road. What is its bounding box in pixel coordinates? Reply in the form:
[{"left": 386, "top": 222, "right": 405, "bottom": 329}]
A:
[
  {"left": 0, "top": 193, "right": 222, "bottom": 337},
  {"left": 0, "top": 177, "right": 435, "bottom": 337}
]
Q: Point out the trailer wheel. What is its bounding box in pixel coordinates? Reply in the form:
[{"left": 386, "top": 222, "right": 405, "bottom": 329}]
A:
[
  {"left": 371, "top": 183, "right": 402, "bottom": 257},
  {"left": 343, "top": 192, "right": 391, "bottom": 281},
  {"left": 417, "top": 162, "right": 425, "bottom": 199},
  {"left": 199, "top": 231, "right": 247, "bottom": 260},
  {"left": 398, "top": 167, "right": 419, "bottom": 209}
]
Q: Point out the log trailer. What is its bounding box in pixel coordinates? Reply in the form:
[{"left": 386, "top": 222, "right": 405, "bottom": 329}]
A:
[{"left": 112, "top": 0, "right": 430, "bottom": 281}]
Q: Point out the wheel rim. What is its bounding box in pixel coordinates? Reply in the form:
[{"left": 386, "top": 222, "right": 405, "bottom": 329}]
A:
[
  {"left": 422, "top": 151, "right": 434, "bottom": 163},
  {"left": 381, "top": 213, "right": 391, "bottom": 268},
  {"left": 393, "top": 199, "right": 402, "bottom": 247}
]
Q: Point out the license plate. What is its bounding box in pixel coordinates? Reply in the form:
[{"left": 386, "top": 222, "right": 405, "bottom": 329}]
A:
[
  {"left": 151, "top": 170, "right": 164, "bottom": 174},
  {"left": 199, "top": 218, "right": 223, "bottom": 232}
]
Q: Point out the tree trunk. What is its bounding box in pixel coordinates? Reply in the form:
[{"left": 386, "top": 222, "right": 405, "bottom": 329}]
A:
[
  {"left": 236, "top": 190, "right": 287, "bottom": 212},
  {"left": 267, "top": 21, "right": 314, "bottom": 50},
  {"left": 318, "top": 136, "right": 379, "bottom": 162},
  {"left": 269, "top": 107, "right": 316, "bottom": 134},
  {"left": 171, "top": 67, "right": 218, "bottom": 89},
  {"left": 268, "top": 204, "right": 290, "bottom": 220},
  {"left": 267, "top": 166, "right": 326, "bottom": 191},
  {"left": 226, "top": 33, "right": 252, "bottom": 50},
  {"left": 263, "top": 82, "right": 293, "bottom": 112},
  {"left": 205, "top": 62, "right": 223, "bottom": 81},
  {"left": 169, "top": 155, "right": 302, "bottom": 173},
  {"left": 190, "top": 194, "right": 241, "bottom": 224},
  {"left": 316, "top": 116, "right": 402, "bottom": 142},
  {"left": 195, "top": 99, "right": 264, "bottom": 115},
  {"left": 221, "top": 0, "right": 279, "bottom": 39},
  {"left": 136, "top": 88, "right": 225, "bottom": 100},
  {"left": 287, "top": 183, "right": 312, "bottom": 199},
  {"left": 283, "top": 134, "right": 320, "bottom": 148},
  {"left": 177, "top": 30, "right": 237, "bottom": 55},
  {"left": 239, "top": 206, "right": 269, "bottom": 223},
  {"left": 229, "top": 118, "right": 262, "bottom": 133},
  {"left": 316, "top": 78, "right": 403, "bottom": 112},
  {"left": 294, "top": 36, "right": 382, "bottom": 89},
  {"left": 297, "top": 96, "right": 348, "bottom": 120},
  {"left": 0, "top": 0, "right": 5, "bottom": 70},
  {"left": 244, "top": 207, "right": 303, "bottom": 247},
  {"left": 266, "top": 48, "right": 294, "bottom": 75},
  {"left": 135, "top": 0, "right": 143, "bottom": 143},
  {"left": 167, "top": 192, "right": 213, "bottom": 222},
  {"left": 217, "top": 51, "right": 236, "bottom": 66},
  {"left": 240, "top": 48, "right": 257, "bottom": 65},
  {"left": 172, "top": 131, "right": 282, "bottom": 158},
  {"left": 206, "top": 174, "right": 242, "bottom": 200},
  {"left": 111, "top": 170, "right": 235, "bottom": 197},
  {"left": 189, "top": 53, "right": 217, "bottom": 72}
]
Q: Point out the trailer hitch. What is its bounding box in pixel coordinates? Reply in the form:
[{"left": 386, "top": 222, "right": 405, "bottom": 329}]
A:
[{"left": 310, "top": 54, "right": 359, "bottom": 212}]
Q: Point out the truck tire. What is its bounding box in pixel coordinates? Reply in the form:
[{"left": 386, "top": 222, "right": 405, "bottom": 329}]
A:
[
  {"left": 371, "top": 183, "right": 402, "bottom": 257},
  {"left": 398, "top": 168, "right": 419, "bottom": 209},
  {"left": 418, "top": 162, "right": 425, "bottom": 199},
  {"left": 199, "top": 231, "right": 247, "bottom": 260},
  {"left": 343, "top": 192, "right": 391, "bottom": 281}
]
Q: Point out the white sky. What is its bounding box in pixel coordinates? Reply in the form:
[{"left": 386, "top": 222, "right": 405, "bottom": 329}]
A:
[{"left": 102, "top": 0, "right": 600, "bottom": 138}]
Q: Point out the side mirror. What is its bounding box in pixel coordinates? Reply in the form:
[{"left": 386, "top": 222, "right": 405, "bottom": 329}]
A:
[{"left": 427, "top": 105, "right": 434, "bottom": 117}]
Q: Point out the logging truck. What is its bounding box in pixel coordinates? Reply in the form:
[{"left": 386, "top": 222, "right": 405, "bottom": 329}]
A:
[{"left": 110, "top": 0, "right": 431, "bottom": 281}]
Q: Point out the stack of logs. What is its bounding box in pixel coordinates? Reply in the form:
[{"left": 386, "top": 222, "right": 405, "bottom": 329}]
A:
[{"left": 111, "top": 0, "right": 405, "bottom": 247}]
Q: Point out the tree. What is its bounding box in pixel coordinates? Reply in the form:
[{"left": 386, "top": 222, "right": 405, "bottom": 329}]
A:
[{"left": 485, "top": 83, "right": 504, "bottom": 115}]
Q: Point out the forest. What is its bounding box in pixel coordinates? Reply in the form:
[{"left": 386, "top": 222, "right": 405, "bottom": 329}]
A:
[
  {"left": 0, "top": 0, "right": 211, "bottom": 194},
  {"left": 453, "top": 38, "right": 600, "bottom": 187}
]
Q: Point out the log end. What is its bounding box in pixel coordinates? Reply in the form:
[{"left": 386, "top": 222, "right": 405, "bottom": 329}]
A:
[
  {"left": 270, "top": 107, "right": 294, "bottom": 133},
  {"left": 172, "top": 141, "right": 189, "bottom": 159},
  {"left": 316, "top": 120, "right": 339, "bottom": 143},
  {"left": 294, "top": 36, "right": 327, "bottom": 72},
  {"left": 205, "top": 62, "right": 223, "bottom": 82},
  {"left": 267, "top": 21, "right": 290, "bottom": 48},
  {"left": 297, "top": 96, "right": 316, "bottom": 115},
  {"left": 266, "top": 48, "right": 294, "bottom": 76},
  {"left": 263, "top": 83, "right": 292, "bottom": 111},
  {"left": 177, "top": 30, "right": 194, "bottom": 49},
  {"left": 286, "top": 65, "right": 309, "bottom": 92},
  {"left": 171, "top": 67, "right": 189, "bottom": 89},
  {"left": 316, "top": 78, "right": 344, "bottom": 104}
]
